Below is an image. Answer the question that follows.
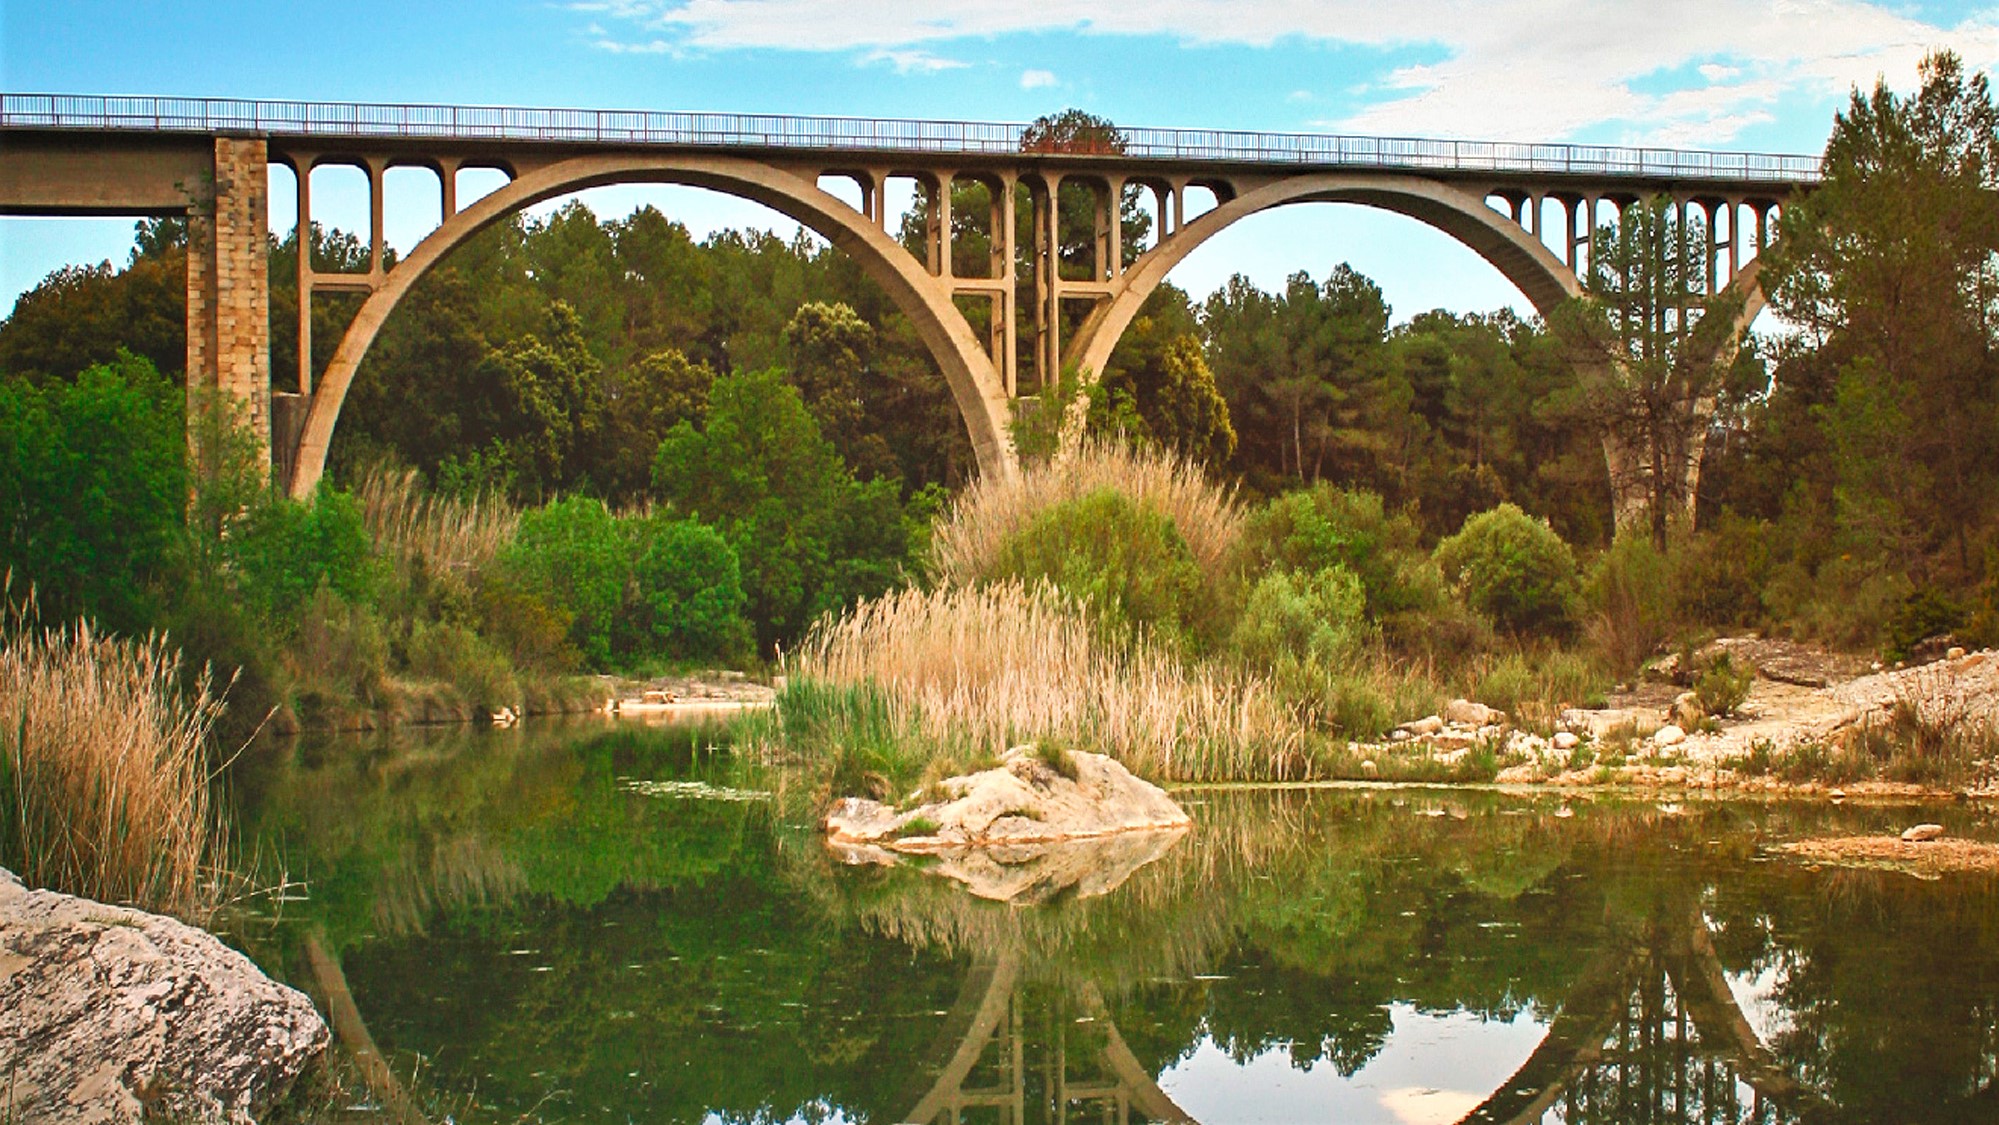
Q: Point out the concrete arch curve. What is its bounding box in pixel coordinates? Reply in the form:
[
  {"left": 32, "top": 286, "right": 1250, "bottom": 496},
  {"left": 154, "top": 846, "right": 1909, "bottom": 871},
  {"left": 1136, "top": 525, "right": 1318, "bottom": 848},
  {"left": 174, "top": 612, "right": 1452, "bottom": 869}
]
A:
[
  {"left": 1070, "top": 173, "right": 1585, "bottom": 384},
  {"left": 288, "top": 152, "right": 1016, "bottom": 498}
]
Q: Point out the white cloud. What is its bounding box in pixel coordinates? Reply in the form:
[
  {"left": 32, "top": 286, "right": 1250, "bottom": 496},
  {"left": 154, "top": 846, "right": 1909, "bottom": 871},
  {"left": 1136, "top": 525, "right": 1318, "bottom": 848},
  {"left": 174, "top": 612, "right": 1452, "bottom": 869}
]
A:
[
  {"left": 1019, "top": 68, "right": 1058, "bottom": 89},
  {"left": 865, "top": 48, "right": 968, "bottom": 73},
  {"left": 592, "top": 37, "right": 674, "bottom": 53},
  {"left": 572, "top": 1, "right": 1999, "bottom": 145}
]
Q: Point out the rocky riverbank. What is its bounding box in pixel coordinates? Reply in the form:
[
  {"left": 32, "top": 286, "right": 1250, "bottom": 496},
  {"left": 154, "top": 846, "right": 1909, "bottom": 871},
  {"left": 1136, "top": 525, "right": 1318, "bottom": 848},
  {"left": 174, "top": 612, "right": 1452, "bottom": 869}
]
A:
[
  {"left": 0, "top": 869, "right": 327, "bottom": 1124},
  {"left": 1362, "top": 638, "right": 1999, "bottom": 797}
]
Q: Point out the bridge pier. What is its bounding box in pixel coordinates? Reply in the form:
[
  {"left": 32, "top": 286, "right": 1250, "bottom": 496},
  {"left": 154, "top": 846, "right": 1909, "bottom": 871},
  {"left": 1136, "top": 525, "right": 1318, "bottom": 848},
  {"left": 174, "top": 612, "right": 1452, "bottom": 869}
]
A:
[{"left": 186, "top": 136, "right": 274, "bottom": 481}]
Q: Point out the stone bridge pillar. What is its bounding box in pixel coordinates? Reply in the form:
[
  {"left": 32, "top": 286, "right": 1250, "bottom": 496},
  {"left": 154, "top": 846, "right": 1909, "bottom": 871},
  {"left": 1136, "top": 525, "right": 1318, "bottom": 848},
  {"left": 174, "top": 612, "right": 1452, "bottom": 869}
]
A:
[{"left": 185, "top": 137, "right": 272, "bottom": 479}]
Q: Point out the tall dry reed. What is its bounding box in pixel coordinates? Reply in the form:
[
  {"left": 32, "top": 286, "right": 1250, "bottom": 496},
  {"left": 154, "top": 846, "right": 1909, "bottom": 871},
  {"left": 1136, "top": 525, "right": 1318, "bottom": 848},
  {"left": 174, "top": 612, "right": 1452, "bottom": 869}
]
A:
[
  {"left": 353, "top": 462, "right": 519, "bottom": 576},
  {"left": 787, "top": 581, "right": 1295, "bottom": 781},
  {"left": 929, "top": 437, "right": 1245, "bottom": 586},
  {"left": 0, "top": 618, "right": 229, "bottom": 918}
]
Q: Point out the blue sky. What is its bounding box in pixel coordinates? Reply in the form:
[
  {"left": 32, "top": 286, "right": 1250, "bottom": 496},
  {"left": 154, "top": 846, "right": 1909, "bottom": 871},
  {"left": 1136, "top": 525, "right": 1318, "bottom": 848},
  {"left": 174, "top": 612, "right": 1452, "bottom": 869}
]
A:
[{"left": 4, "top": 0, "right": 1995, "bottom": 323}]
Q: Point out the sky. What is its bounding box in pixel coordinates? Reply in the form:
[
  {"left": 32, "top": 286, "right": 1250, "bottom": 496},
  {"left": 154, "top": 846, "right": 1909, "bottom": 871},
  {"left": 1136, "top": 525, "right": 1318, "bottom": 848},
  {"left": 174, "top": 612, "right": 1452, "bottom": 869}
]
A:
[{"left": 3, "top": 0, "right": 1995, "bottom": 324}]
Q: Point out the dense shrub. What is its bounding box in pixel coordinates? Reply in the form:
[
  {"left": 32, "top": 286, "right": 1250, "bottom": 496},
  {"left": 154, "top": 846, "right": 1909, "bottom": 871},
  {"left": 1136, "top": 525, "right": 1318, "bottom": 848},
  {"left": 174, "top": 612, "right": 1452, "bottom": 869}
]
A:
[
  {"left": 405, "top": 618, "right": 521, "bottom": 707},
  {"left": 1434, "top": 503, "right": 1578, "bottom": 634},
  {"left": 990, "top": 487, "right": 1213, "bottom": 650},
  {"left": 655, "top": 367, "right": 917, "bottom": 650},
  {"left": 623, "top": 516, "right": 752, "bottom": 663},
  {"left": 1672, "top": 514, "right": 1770, "bottom": 628},
  {"left": 1582, "top": 528, "right": 1674, "bottom": 676},
  {"left": 1239, "top": 485, "right": 1433, "bottom": 617},
  {"left": 0, "top": 353, "right": 187, "bottom": 633},
  {"left": 498, "top": 496, "right": 628, "bottom": 669},
  {"left": 1230, "top": 566, "right": 1371, "bottom": 669},
  {"left": 227, "top": 485, "right": 380, "bottom": 630}
]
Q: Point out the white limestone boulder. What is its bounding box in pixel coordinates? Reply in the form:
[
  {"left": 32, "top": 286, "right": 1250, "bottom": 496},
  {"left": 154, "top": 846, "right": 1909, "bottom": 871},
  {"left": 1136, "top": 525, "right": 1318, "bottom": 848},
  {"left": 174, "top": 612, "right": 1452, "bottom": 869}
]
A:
[
  {"left": 0, "top": 868, "right": 328, "bottom": 1124},
  {"left": 824, "top": 746, "right": 1191, "bottom": 850}
]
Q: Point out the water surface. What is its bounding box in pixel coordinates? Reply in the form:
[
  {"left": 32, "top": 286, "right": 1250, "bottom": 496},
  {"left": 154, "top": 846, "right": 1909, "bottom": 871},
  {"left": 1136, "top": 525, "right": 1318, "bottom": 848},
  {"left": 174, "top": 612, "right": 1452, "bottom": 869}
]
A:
[{"left": 234, "top": 718, "right": 1999, "bottom": 1124}]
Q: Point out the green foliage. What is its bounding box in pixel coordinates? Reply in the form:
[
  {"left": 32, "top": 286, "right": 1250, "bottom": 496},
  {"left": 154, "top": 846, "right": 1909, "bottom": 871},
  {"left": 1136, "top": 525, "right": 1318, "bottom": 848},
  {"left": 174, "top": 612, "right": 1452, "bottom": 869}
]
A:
[
  {"left": 226, "top": 485, "right": 380, "bottom": 631},
  {"left": 0, "top": 222, "right": 188, "bottom": 382},
  {"left": 654, "top": 367, "right": 915, "bottom": 651},
  {"left": 1231, "top": 566, "right": 1371, "bottom": 670},
  {"left": 1434, "top": 504, "right": 1578, "bottom": 634},
  {"left": 1581, "top": 528, "right": 1674, "bottom": 676},
  {"left": 0, "top": 352, "right": 186, "bottom": 633},
  {"left": 405, "top": 619, "right": 521, "bottom": 707},
  {"left": 623, "top": 516, "right": 752, "bottom": 663},
  {"left": 1091, "top": 286, "right": 1237, "bottom": 465},
  {"left": 1692, "top": 651, "right": 1755, "bottom": 718},
  {"left": 989, "top": 487, "right": 1213, "bottom": 650},
  {"left": 498, "top": 496, "right": 629, "bottom": 669}
]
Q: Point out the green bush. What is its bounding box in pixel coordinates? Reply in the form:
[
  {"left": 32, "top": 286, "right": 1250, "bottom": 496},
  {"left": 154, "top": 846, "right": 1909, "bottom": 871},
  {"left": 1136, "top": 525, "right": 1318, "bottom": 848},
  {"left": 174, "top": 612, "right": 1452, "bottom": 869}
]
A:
[
  {"left": 990, "top": 487, "right": 1212, "bottom": 650},
  {"left": 1230, "top": 565, "right": 1371, "bottom": 669},
  {"left": 622, "top": 516, "right": 752, "bottom": 663},
  {"left": 1434, "top": 503, "right": 1578, "bottom": 634},
  {"left": 1240, "top": 485, "right": 1436, "bottom": 618},
  {"left": 288, "top": 584, "right": 391, "bottom": 712},
  {"left": 1671, "top": 514, "right": 1770, "bottom": 628},
  {"left": 0, "top": 353, "right": 186, "bottom": 634},
  {"left": 654, "top": 367, "right": 919, "bottom": 651},
  {"left": 473, "top": 576, "right": 577, "bottom": 672},
  {"left": 227, "top": 485, "right": 380, "bottom": 630},
  {"left": 1582, "top": 528, "right": 1673, "bottom": 676},
  {"left": 405, "top": 619, "right": 520, "bottom": 707},
  {"left": 1693, "top": 651, "right": 1755, "bottom": 717},
  {"left": 499, "top": 495, "right": 629, "bottom": 669},
  {"left": 1886, "top": 585, "right": 1965, "bottom": 661}
]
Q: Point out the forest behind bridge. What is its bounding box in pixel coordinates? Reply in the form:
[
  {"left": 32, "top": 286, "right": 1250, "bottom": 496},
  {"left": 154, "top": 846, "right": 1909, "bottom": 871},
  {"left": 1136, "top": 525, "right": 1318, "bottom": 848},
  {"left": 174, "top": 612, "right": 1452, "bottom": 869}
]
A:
[{"left": 0, "top": 54, "right": 1993, "bottom": 778}]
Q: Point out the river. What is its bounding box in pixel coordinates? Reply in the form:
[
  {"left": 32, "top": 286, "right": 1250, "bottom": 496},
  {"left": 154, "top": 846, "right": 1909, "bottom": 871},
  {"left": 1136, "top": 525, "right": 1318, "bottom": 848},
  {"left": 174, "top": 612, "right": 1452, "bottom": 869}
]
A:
[{"left": 227, "top": 715, "right": 1999, "bottom": 1124}]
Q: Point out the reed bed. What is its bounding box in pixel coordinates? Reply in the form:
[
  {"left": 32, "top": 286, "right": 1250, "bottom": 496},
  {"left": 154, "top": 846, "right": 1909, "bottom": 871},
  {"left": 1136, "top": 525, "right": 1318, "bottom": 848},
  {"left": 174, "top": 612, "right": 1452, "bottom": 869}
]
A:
[
  {"left": 0, "top": 618, "right": 229, "bottom": 918},
  {"left": 929, "top": 437, "right": 1245, "bottom": 586},
  {"left": 353, "top": 462, "right": 519, "bottom": 575},
  {"left": 785, "top": 581, "right": 1295, "bottom": 782}
]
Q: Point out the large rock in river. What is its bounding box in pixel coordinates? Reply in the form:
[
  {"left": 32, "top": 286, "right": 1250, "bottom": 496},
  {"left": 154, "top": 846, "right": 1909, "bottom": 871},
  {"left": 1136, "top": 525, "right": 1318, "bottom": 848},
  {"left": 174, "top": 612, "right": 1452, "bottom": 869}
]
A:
[
  {"left": 824, "top": 746, "right": 1191, "bottom": 849},
  {"left": 0, "top": 867, "right": 328, "bottom": 1124}
]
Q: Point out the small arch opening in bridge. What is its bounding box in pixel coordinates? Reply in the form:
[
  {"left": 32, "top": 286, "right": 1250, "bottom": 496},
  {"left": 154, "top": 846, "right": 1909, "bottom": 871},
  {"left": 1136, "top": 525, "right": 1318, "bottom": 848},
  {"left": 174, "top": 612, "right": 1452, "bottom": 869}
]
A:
[
  {"left": 305, "top": 162, "right": 373, "bottom": 274},
  {"left": 381, "top": 166, "right": 443, "bottom": 249},
  {"left": 454, "top": 166, "right": 512, "bottom": 213},
  {"left": 814, "top": 173, "right": 868, "bottom": 221}
]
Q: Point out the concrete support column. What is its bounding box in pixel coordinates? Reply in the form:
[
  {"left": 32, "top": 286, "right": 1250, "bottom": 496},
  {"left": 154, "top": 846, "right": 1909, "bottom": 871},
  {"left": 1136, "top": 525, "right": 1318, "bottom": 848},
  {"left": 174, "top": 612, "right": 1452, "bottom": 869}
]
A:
[
  {"left": 1106, "top": 177, "right": 1124, "bottom": 280},
  {"left": 936, "top": 173, "right": 953, "bottom": 279},
  {"left": 187, "top": 136, "right": 273, "bottom": 477},
  {"left": 998, "top": 172, "right": 1018, "bottom": 396},
  {"left": 294, "top": 155, "right": 313, "bottom": 395},
  {"left": 438, "top": 157, "right": 460, "bottom": 217},
  {"left": 1042, "top": 174, "right": 1063, "bottom": 390},
  {"left": 1703, "top": 200, "right": 1719, "bottom": 295},
  {"left": 367, "top": 158, "right": 387, "bottom": 276}
]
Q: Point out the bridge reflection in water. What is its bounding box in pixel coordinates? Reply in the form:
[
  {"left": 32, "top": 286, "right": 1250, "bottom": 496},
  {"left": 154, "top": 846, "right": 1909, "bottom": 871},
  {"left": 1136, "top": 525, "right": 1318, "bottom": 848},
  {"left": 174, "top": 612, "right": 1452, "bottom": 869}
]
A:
[{"left": 897, "top": 911, "right": 1832, "bottom": 1125}]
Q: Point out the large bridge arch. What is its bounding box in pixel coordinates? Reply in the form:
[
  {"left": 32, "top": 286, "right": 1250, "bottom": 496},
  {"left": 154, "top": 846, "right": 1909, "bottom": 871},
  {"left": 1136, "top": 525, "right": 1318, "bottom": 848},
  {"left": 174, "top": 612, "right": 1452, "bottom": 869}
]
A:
[
  {"left": 1070, "top": 174, "right": 1585, "bottom": 385},
  {"left": 287, "top": 152, "right": 1017, "bottom": 498}
]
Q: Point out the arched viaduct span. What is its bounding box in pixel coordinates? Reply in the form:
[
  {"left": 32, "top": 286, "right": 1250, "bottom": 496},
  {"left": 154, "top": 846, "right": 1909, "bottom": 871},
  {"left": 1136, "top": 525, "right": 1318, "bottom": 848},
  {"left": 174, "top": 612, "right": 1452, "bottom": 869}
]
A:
[{"left": 0, "top": 95, "right": 1817, "bottom": 497}]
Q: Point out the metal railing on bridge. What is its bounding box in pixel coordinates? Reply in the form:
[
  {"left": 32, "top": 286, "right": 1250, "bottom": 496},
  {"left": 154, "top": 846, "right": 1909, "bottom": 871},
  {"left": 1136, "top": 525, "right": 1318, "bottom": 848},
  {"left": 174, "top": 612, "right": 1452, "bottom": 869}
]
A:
[{"left": 0, "top": 93, "right": 1823, "bottom": 184}]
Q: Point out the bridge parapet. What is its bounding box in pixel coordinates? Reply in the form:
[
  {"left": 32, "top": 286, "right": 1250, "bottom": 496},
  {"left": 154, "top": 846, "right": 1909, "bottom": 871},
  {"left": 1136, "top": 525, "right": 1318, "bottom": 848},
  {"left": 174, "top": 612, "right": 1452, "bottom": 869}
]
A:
[{"left": 2, "top": 93, "right": 1822, "bottom": 186}]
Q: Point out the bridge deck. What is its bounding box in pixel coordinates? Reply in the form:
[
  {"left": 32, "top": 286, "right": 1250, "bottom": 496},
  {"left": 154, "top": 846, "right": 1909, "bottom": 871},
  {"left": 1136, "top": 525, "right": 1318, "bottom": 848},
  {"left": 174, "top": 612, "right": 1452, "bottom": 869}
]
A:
[{"left": 1, "top": 93, "right": 1821, "bottom": 188}]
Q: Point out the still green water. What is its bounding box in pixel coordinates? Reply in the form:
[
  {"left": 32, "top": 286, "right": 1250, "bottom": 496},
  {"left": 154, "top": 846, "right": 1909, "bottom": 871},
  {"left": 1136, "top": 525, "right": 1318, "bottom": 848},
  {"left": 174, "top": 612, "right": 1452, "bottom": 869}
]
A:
[{"left": 232, "top": 717, "right": 1999, "bottom": 1125}]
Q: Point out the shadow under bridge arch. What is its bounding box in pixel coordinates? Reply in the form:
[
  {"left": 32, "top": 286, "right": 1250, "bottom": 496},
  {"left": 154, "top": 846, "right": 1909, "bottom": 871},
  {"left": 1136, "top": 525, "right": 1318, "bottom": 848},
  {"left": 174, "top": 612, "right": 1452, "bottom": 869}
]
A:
[
  {"left": 288, "top": 152, "right": 1018, "bottom": 497},
  {"left": 1069, "top": 173, "right": 1584, "bottom": 385}
]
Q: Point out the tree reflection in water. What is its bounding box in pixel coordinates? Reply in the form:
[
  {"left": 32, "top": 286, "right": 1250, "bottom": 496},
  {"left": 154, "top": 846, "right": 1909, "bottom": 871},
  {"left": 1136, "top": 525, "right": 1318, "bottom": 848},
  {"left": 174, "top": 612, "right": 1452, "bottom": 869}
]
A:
[{"left": 230, "top": 721, "right": 1999, "bottom": 1124}]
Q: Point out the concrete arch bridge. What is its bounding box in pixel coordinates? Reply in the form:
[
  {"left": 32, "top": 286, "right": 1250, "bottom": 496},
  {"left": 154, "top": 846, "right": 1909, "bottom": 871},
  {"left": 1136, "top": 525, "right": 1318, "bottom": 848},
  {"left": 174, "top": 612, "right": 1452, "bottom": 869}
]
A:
[{"left": 0, "top": 95, "right": 1818, "bottom": 497}]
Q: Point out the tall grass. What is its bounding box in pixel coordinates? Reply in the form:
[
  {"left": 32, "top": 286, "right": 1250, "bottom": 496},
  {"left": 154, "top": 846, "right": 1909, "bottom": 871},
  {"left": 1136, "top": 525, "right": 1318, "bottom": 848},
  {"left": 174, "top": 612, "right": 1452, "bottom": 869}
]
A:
[
  {"left": 929, "top": 437, "right": 1245, "bottom": 587},
  {"left": 781, "top": 581, "right": 1294, "bottom": 782},
  {"left": 353, "top": 461, "right": 519, "bottom": 576},
  {"left": 0, "top": 614, "right": 229, "bottom": 918}
]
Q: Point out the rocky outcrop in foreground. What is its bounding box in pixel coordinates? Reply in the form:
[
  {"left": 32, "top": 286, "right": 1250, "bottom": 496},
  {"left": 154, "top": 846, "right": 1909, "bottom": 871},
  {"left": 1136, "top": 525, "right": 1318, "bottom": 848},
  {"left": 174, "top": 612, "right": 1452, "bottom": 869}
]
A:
[
  {"left": 823, "top": 747, "right": 1192, "bottom": 901},
  {"left": 0, "top": 868, "right": 328, "bottom": 1125}
]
